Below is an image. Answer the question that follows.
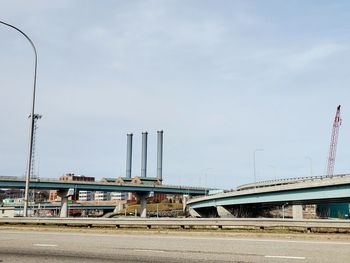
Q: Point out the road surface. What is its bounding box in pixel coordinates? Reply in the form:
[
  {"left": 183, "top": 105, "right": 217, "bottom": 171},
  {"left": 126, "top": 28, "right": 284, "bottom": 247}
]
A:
[{"left": 0, "top": 229, "right": 349, "bottom": 262}]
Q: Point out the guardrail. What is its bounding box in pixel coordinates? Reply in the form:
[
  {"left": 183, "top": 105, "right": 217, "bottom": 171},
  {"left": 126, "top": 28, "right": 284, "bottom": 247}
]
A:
[
  {"left": 0, "top": 176, "right": 209, "bottom": 191},
  {"left": 236, "top": 173, "right": 350, "bottom": 191},
  {"left": 0, "top": 218, "right": 349, "bottom": 233}
]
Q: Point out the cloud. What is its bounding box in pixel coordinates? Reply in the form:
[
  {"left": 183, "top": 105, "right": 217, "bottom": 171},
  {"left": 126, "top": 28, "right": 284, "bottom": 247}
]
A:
[{"left": 284, "top": 43, "right": 347, "bottom": 72}]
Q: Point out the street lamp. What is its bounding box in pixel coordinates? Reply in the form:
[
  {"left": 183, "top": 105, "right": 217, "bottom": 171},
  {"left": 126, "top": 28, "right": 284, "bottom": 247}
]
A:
[
  {"left": 204, "top": 168, "right": 213, "bottom": 196},
  {"left": 305, "top": 156, "right": 313, "bottom": 176},
  {"left": 0, "top": 20, "right": 38, "bottom": 217},
  {"left": 253, "top": 149, "right": 264, "bottom": 185}
]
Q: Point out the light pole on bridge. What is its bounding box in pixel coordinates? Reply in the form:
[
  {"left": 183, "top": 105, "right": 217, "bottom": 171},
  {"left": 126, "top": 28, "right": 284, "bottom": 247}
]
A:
[
  {"left": 204, "top": 168, "right": 213, "bottom": 196},
  {"left": 0, "top": 20, "right": 38, "bottom": 217}
]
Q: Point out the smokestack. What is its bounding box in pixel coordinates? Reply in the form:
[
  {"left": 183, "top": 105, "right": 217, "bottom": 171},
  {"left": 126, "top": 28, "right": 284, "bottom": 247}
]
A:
[
  {"left": 126, "top": 133, "right": 133, "bottom": 178},
  {"left": 157, "top": 130, "right": 163, "bottom": 180},
  {"left": 141, "top": 132, "right": 148, "bottom": 178}
]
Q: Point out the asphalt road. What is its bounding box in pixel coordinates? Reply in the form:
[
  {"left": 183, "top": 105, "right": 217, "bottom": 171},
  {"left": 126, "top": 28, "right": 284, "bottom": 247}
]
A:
[{"left": 0, "top": 230, "right": 349, "bottom": 262}]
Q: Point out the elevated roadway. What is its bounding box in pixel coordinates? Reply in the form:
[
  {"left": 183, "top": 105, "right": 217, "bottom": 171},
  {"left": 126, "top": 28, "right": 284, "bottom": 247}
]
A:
[
  {"left": 0, "top": 177, "right": 207, "bottom": 195},
  {"left": 0, "top": 176, "right": 208, "bottom": 218},
  {"left": 188, "top": 174, "right": 350, "bottom": 218}
]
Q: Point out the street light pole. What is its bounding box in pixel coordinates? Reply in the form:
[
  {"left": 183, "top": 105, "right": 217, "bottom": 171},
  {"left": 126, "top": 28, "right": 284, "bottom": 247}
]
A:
[
  {"left": 253, "top": 149, "right": 264, "bottom": 185},
  {"left": 204, "top": 168, "right": 213, "bottom": 196},
  {"left": 0, "top": 20, "right": 38, "bottom": 217}
]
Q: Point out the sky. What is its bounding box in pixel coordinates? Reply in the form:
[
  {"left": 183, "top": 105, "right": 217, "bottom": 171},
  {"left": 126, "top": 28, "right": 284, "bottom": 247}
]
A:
[{"left": 1, "top": 0, "right": 350, "bottom": 189}]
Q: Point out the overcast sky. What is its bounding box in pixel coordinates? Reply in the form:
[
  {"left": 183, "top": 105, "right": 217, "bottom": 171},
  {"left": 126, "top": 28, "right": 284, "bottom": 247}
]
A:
[{"left": 1, "top": 1, "right": 350, "bottom": 189}]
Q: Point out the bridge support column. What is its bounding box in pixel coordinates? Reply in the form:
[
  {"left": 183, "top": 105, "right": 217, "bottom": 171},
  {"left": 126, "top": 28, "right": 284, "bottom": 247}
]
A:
[
  {"left": 182, "top": 195, "right": 189, "bottom": 212},
  {"left": 137, "top": 193, "right": 149, "bottom": 218},
  {"left": 57, "top": 189, "right": 74, "bottom": 218},
  {"left": 216, "top": 205, "right": 234, "bottom": 218},
  {"left": 57, "top": 190, "right": 69, "bottom": 218},
  {"left": 188, "top": 207, "right": 203, "bottom": 218},
  {"left": 113, "top": 203, "right": 123, "bottom": 213},
  {"left": 292, "top": 205, "right": 303, "bottom": 220}
]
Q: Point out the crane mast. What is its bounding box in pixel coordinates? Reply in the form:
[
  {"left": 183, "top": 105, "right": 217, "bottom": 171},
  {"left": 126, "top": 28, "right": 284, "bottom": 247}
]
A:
[{"left": 326, "top": 105, "right": 342, "bottom": 177}]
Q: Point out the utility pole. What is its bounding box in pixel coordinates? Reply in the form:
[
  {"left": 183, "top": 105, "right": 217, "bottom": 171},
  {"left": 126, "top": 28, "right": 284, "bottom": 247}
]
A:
[
  {"left": 0, "top": 20, "right": 38, "bottom": 217},
  {"left": 29, "top": 114, "right": 42, "bottom": 213}
]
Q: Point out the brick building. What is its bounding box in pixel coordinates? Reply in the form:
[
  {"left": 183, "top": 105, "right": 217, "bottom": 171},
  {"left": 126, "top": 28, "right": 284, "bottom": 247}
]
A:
[{"left": 48, "top": 173, "right": 95, "bottom": 202}]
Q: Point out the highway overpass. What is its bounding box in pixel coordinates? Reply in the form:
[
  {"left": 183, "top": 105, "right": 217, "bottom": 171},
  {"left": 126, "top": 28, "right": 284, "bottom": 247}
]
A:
[
  {"left": 187, "top": 174, "right": 350, "bottom": 218},
  {"left": 0, "top": 177, "right": 207, "bottom": 195},
  {"left": 0, "top": 176, "right": 208, "bottom": 218}
]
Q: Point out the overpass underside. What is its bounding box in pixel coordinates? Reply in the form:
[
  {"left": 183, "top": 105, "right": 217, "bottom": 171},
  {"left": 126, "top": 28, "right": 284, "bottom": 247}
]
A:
[
  {"left": 0, "top": 177, "right": 208, "bottom": 218},
  {"left": 187, "top": 178, "right": 350, "bottom": 219},
  {"left": 189, "top": 204, "right": 314, "bottom": 219}
]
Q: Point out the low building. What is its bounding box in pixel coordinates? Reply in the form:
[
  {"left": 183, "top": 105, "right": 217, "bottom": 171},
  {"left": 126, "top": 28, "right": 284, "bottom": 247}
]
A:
[
  {"left": 130, "top": 176, "right": 161, "bottom": 186},
  {"left": 79, "top": 191, "right": 94, "bottom": 201},
  {"left": 2, "top": 198, "right": 24, "bottom": 205},
  {"left": 110, "top": 192, "right": 128, "bottom": 201},
  {"left": 49, "top": 173, "right": 95, "bottom": 202},
  {"left": 94, "top": 191, "right": 110, "bottom": 201},
  {"left": 59, "top": 173, "right": 95, "bottom": 182},
  {"left": 0, "top": 206, "right": 15, "bottom": 218},
  {"left": 48, "top": 191, "right": 58, "bottom": 202}
]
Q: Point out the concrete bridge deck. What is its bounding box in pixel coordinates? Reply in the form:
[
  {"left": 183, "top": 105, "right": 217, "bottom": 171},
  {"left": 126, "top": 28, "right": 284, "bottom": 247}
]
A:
[
  {"left": 0, "top": 176, "right": 208, "bottom": 195},
  {"left": 0, "top": 176, "right": 209, "bottom": 218},
  {"left": 188, "top": 174, "right": 350, "bottom": 218}
]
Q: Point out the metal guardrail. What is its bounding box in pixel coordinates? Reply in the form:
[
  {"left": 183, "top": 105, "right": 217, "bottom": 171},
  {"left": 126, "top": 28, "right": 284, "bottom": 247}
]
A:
[
  {"left": 236, "top": 173, "right": 350, "bottom": 191},
  {"left": 0, "top": 218, "right": 349, "bottom": 232}
]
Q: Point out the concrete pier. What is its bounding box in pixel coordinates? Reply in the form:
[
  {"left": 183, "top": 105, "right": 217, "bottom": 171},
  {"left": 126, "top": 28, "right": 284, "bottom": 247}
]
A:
[
  {"left": 216, "top": 206, "right": 234, "bottom": 218},
  {"left": 57, "top": 190, "right": 69, "bottom": 218},
  {"left": 137, "top": 193, "right": 149, "bottom": 218},
  {"left": 57, "top": 189, "right": 74, "bottom": 218},
  {"left": 293, "top": 204, "right": 303, "bottom": 220}
]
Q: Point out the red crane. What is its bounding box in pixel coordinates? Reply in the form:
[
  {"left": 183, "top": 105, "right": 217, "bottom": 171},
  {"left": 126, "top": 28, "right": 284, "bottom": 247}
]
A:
[{"left": 326, "top": 105, "right": 342, "bottom": 177}]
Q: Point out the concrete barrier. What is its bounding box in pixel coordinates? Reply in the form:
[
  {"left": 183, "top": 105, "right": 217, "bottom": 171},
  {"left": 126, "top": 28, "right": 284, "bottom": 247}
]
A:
[{"left": 0, "top": 218, "right": 349, "bottom": 232}]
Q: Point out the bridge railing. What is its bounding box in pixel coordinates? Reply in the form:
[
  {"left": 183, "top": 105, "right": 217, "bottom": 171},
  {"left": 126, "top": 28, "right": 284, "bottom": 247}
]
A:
[
  {"left": 236, "top": 173, "right": 350, "bottom": 191},
  {"left": 0, "top": 176, "right": 209, "bottom": 191}
]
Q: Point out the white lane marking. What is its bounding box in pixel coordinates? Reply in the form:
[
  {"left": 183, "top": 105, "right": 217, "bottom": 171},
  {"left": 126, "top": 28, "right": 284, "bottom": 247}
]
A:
[
  {"left": 186, "top": 237, "right": 350, "bottom": 246},
  {"left": 265, "top": 255, "right": 305, "bottom": 260},
  {"left": 133, "top": 249, "right": 165, "bottom": 253},
  {"left": 5, "top": 230, "right": 350, "bottom": 246},
  {"left": 102, "top": 234, "right": 350, "bottom": 246},
  {"left": 33, "top": 244, "right": 57, "bottom": 247}
]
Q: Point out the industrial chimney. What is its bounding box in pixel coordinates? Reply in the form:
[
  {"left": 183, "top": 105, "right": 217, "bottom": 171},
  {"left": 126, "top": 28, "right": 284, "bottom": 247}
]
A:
[
  {"left": 157, "top": 130, "right": 163, "bottom": 181},
  {"left": 141, "top": 132, "right": 148, "bottom": 178},
  {"left": 126, "top": 133, "right": 133, "bottom": 178}
]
